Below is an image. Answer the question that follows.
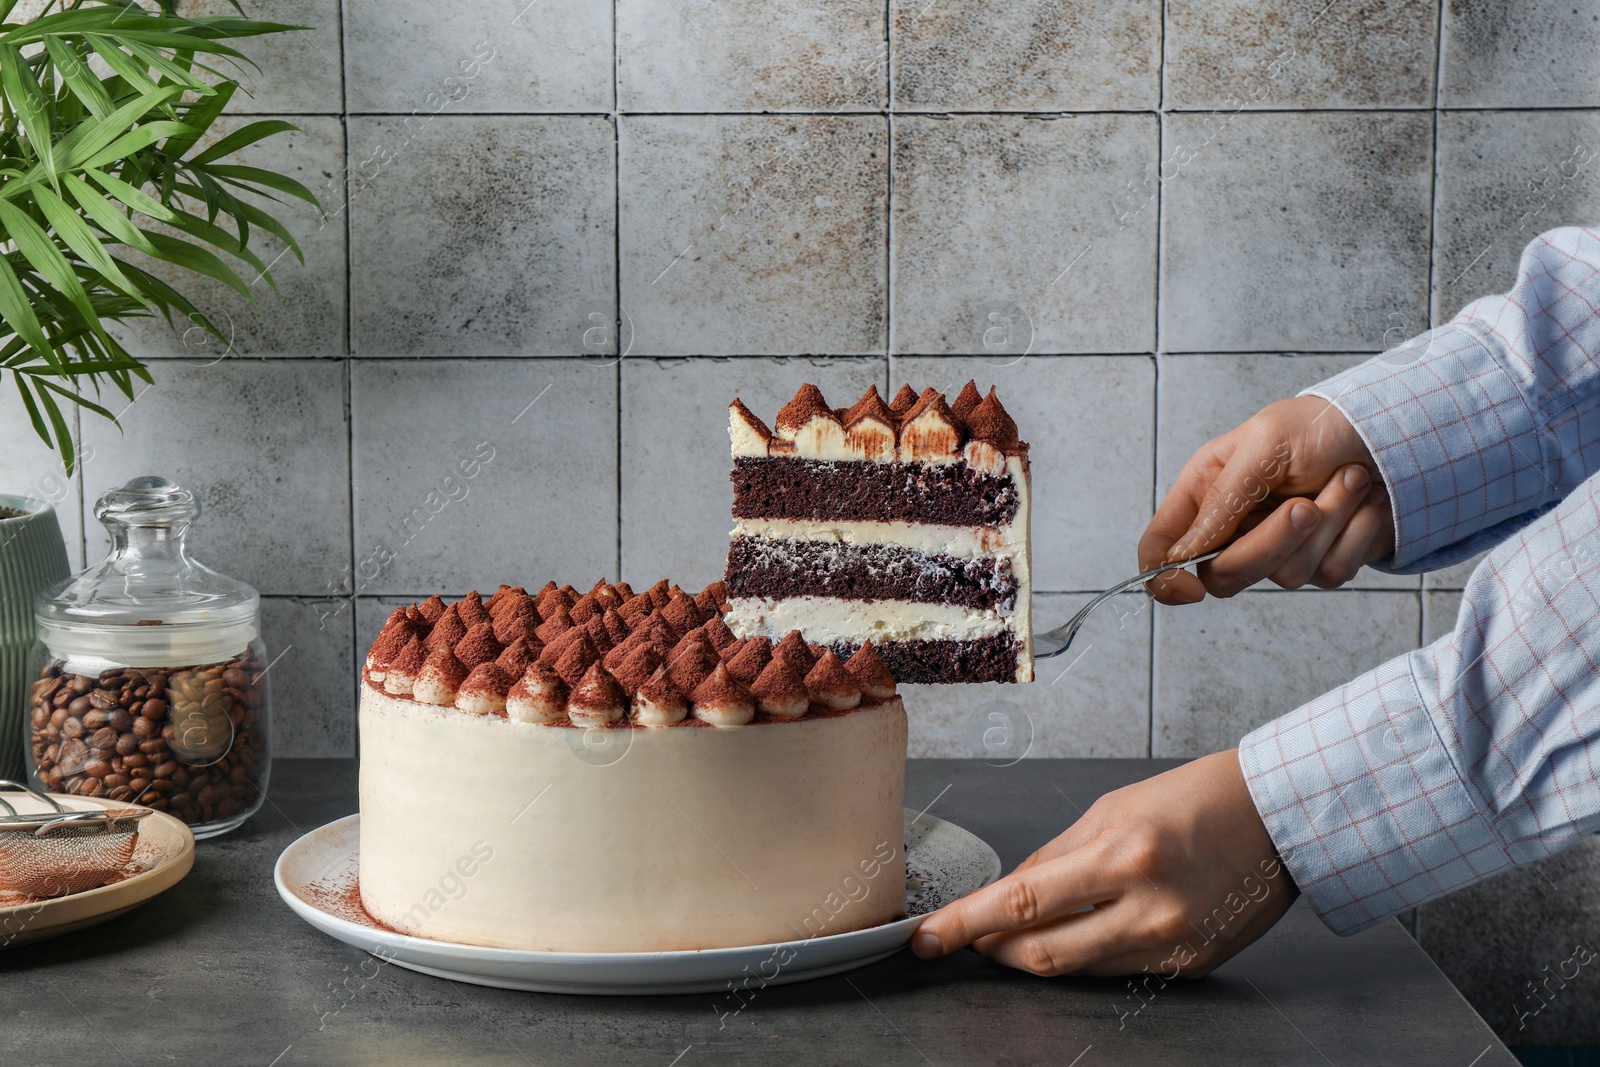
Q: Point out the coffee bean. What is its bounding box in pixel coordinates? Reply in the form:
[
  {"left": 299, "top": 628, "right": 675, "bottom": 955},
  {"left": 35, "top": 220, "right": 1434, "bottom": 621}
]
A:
[{"left": 31, "top": 651, "right": 267, "bottom": 831}]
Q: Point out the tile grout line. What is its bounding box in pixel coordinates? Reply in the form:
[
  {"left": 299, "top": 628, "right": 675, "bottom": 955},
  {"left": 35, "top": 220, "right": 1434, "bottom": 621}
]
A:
[
  {"left": 336, "top": 0, "right": 358, "bottom": 756},
  {"left": 312, "top": 104, "right": 1600, "bottom": 118},
  {"left": 1419, "top": 0, "right": 1446, "bottom": 656},
  {"left": 613, "top": 0, "right": 624, "bottom": 583},
  {"left": 883, "top": 0, "right": 894, "bottom": 360},
  {"left": 74, "top": 408, "right": 85, "bottom": 569},
  {"left": 1148, "top": 0, "right": 1168, "bottom": 759}
]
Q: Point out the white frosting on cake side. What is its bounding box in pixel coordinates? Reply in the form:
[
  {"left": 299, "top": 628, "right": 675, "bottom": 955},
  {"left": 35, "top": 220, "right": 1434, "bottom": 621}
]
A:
[{"left": 358, "top": 685, "right": 908, "bottom": 952}]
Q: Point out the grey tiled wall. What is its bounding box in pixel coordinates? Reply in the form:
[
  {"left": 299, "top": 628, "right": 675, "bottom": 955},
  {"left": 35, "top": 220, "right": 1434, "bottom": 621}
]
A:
[{"left": 6, "top": 0, "right": 1600, "bottom": 1041}]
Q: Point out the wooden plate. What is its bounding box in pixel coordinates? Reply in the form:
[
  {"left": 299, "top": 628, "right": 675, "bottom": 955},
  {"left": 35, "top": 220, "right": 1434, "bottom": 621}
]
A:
[{"left": 0, "top": 793, "right": 195, "bottom": 948}]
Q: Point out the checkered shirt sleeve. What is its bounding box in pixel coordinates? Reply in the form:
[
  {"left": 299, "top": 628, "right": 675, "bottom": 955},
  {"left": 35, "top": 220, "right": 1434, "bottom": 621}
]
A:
[
  {"left": 1302, "top": 226, "right": 1600, "bottom": 573},
  {"left": 1240, "top": 227, "right": 1600, "bottom": 935}
]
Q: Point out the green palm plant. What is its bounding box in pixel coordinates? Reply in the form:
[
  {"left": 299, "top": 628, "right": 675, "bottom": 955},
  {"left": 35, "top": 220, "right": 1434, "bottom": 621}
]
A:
[{"left": 0, "top": 0, "right": 317, "bottom": 473}]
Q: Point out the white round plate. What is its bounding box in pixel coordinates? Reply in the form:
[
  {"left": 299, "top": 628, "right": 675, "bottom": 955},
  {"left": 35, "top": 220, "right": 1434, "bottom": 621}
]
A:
[{"left": 274, "top": 808, "right": 999, "bottom": 995}]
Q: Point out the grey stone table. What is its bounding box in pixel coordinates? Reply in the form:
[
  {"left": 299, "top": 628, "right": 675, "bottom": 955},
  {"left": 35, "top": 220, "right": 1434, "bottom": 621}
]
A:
[{"left": 2, "top": 759, "right": 1514, "bottom": 1067}]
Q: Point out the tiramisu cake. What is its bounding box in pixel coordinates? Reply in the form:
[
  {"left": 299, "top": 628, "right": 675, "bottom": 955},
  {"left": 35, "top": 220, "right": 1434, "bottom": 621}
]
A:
[
  {"left": 358, "top": 580, "right": 907, "bottom": 953},
  {"left": 725, "top": 382, "right": 1033, "bottom": 683}
]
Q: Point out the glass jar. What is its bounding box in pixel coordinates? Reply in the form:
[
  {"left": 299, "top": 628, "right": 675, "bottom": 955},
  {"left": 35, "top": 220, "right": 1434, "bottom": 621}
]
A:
[{"left": 26, "top": 477, "right": 271, "bottom": 839}]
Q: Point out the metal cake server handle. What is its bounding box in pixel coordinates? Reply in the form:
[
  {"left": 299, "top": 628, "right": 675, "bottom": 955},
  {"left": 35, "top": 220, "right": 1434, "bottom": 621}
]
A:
[{"left": 1034, "top": 550, "right": 1224, "bottom": 660}]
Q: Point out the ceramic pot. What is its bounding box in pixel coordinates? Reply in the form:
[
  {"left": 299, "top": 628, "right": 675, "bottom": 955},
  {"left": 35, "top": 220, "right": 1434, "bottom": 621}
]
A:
[{"left": 0, "top": 496, "right": 70, "bottom": 779}]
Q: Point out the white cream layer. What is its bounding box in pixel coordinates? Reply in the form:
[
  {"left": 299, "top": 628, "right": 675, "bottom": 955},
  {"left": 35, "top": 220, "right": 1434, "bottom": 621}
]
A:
[
  {"left": 359, "top": 687, "right": 907, "bottom": 952},
  {"left": 726, "top": 595, "right": 1013, "bottom": 644}
]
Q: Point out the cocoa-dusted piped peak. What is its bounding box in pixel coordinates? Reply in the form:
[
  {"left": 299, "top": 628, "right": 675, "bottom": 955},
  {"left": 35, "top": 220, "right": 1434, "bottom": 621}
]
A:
[
  {"left": 457, "top": 663, "right": 512, "bottom": 716},
  {"left": 691, "top": 664, "right": 756, "bottom": 727},
  {"left": 424, "top": 605, "right": 466, "bottom": 652},
  {"left": 804, "top": 650, "right": 863, "bottom": 711},
  {"left": 455, "top": 622, "right": 503, "bottom": 670},
  {"left": 967, "top": 387, "right": 1021, "bottom": 450},
  {"left": 752, "top": 655, "right": 809, "bottom": 720},
  {"left": 754, "top": 382, "right": 1027, "bottom": 463},
  {"left": 634, "top": 666, "right": 688, "bottom": 726},
  {"left": 507, "top": 662, "right": 566, "bottom": 724},
  {"left": 899, "top": 388, "right": 964, "bottom": 460},
  {"left": 368, "top": 614, "right": 419, "bottom": 675},
  {"left": 365, "top": 579, "right": 903, "bottom": 725},
  {"left": 846, "top": 642, "right": 898, "bottom": 702},
  {"left": 950, "top": 380, "right": 983, "bottom": 423},
  {"left": 568, "top": 662, "right": 627, "bottom": 726},
  {"left": 775, "top": 382, "right": 836, "bottom": 435},
  {"left": 414, "top": 647, "right": 469, "bottom": 706},
  {"left": 417, "top": 594, "right": 446, "bottom": 624},
  {"left": 729, "top": 398, "right": 774, "bottom": 459}
]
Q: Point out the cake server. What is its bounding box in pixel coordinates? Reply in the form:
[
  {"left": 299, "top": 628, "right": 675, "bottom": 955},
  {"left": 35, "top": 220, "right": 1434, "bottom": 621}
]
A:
[{"left": 1033, "top": 550, "right": 1224, "bottom": 659}]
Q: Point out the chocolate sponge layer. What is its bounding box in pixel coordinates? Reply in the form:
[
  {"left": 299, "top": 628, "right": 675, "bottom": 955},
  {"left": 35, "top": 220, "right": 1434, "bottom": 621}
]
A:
[
  {"left": 731, "top": 457, "right": 1021, "bottom": 526},
  {"left": 726, "top": 537, "right": 1017, "bottom": 611},
  {"left": 823, "top": 634, "right": 1023, "bottom": 684}
]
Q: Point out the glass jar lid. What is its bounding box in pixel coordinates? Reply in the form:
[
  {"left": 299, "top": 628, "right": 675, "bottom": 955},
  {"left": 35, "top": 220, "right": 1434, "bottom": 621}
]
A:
[{"left": 35, "top": 476, "right": 260, "bottom": 667}]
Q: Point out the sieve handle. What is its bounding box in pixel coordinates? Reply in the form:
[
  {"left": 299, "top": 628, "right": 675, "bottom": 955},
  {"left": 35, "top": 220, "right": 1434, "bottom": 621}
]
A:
[{"left": 0, "top": 779, "right": 65, "bottom": 818}]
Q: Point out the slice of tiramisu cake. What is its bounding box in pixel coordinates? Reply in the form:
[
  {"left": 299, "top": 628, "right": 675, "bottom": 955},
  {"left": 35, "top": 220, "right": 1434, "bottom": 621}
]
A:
[{"left": 725, "top": 381, "right": 1032, "bottom": 683}]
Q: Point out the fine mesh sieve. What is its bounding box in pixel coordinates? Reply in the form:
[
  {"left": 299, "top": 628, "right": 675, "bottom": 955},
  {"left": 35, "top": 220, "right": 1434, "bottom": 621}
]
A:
[{"left": 0, "top": 780, "right": 151, "bottom": 898}]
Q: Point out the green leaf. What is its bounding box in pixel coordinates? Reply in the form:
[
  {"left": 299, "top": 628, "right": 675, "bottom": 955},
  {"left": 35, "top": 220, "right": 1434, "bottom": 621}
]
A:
[
  {"left": 31, "top": 183, "right": 146, "bottom": 302},
  {"left": 0, "top": 43, "right": 56, "bottom": 179},
  {"left": 167, "top": 206, "right": 271, "bottom": 280},
  {"left": 83, "top": 166, "right": 178, "bottom": 222},
  {"left": 33, "top": 379, "right": 80, "bottom": 473},
  {"left": 216, "top": 193, "right": 302, "bottom": 264},
  {"left": 51, "top": 83, "right": 186, "bottom": 172},
  {"left": 104, "top": 30, "right": 252, "bottom": 62},
  {"left": 82, "top": 32, "right": 164, "bottom": 97},
  {"left": 188, "top": 119, "right": 299, "bottom": 165},
  {"left": 121, "top": 38, "right": 216, "bottom": 92},
  {"left": 161, "top": 79, "right": 236, "bottom": 159},
  {"left": 10, "top": 375, "right": 56, "bottom": 458},
  {"left": 142, "top": 230, "right": 255, "bottom": 301},
  {"left": 37, "top": 374, "right": 119, "bottom": 424},
  {"left": 0, "top": 198, "right": 107, "bottom": 340},
  {"left": 80, "top": 120, "right": 197, "bottom": 170},
  {"left": 44, "top": 36, "right": 113, "bottom": 120},
  {"left": 0, "top": 253, "right": 53, "bottom": 362},
  {"left": 61, "top": 172, "right": 161, "bottom": 255},
  {"left": 204, "top": 164, "right": 320, "bottom": 207}
]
